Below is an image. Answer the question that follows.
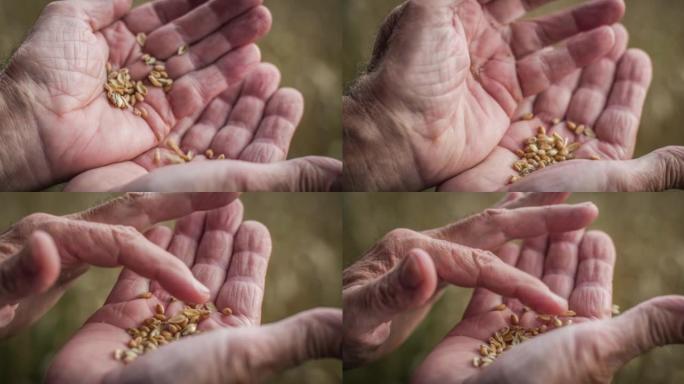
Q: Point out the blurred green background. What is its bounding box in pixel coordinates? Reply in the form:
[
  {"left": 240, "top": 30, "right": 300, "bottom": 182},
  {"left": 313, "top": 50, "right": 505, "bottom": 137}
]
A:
[
  {"left": 0, "top": 0, "right": 341, "bottom": 164},
  {"left": 343, "top": 0, "right": 684, "bottom": 157},
  {"left": 344, "top": 193, "right": 684, "bottom": 384},
  {"left": 0, "top": 193, "right": 342, "bottom": 384}
]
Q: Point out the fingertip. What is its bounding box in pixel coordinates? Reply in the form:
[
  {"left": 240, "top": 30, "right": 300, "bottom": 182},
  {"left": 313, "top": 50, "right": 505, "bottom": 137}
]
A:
[
  {"left": 578, "top": 202, "right": 600, "bottom": 222},
  {"left": 402, "top": 249, "right": 438, "bottom": 297},
  {"left": 28, "top": 231, "right": 60, "bottom": 293}
]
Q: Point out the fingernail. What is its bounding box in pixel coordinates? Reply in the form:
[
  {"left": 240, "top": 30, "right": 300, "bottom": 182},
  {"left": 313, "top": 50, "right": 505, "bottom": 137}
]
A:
[
  {"left": 193, "top": 279, "right": 210, "bottom": 298},
  {"left": 400, "top": 253, "right": 424, "bottom": 289}
]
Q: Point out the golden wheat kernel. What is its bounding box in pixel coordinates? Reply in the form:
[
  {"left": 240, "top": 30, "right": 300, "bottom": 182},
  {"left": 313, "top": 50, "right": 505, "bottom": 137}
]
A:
[
  {"left": 576, "top": 125, "right": 586, "bottom": 135},
  {"left": 178, "top": 44, "right": 189, "bottom": 55},
  {"left": 567, "top": 121, "right": 577, "bottom": 130},
  {"left": 562, "top": 310, "right": 576, "bottom": 317},
  {"left": 537, "top": 314, "right": 551, "bottom": 322},
  {"left": 552, "top": 117, "right": 561, "bottom": 125},
  {"left": 590, "top": 154, "right": 601, "bottom": 161},
  {"left": 522, "top": 112, "right": 534, "bottom": 121},
  {"left": 553, "top": 317, "right": 563, "bottom": 327},
  {"left": 186, "top": 150, "right": 194, "bottom": 161},
  {"left": 566, "top": 142, "right": 581, "bottom": 152},
  {"left": 585, "top": 126, "right": 597, "bottom": 138},
  {"left": 113, "top": 349, "right": 124, "bottom": 361},
  {"left": 155, "top": 303, "right": 165, "bottom": 315},
  {"left": 205, "top": 149, "right": 215, "bottom": 159},
  {"left": 136, "top": 32, "right": 147, "bottom": 47},
  {"left": 221, "top": 307, "right": 233, "bottom": 316},
  {"left": 612, "top": 304, "right": 621, "bottom": 315},
  {"left": 139, "top": 292, "right": 153, "bottom": 299},
  {"left": 537, "top": 126, "right": 546, "bottom": 135},
  {"left": 494, "top": 303, "right": 507, "bottom": 311},
  {"left": 217, "top": 154, "right": 226, "bottom": 160},
  {"left": 473, "top": 357, "right": 482, "bottom": 367},
  {"left": 509, "top": 175, "right": 520, "bottom": 184},
  {"left": 510, "top": 314, "right": 519, "bottom": 325}
]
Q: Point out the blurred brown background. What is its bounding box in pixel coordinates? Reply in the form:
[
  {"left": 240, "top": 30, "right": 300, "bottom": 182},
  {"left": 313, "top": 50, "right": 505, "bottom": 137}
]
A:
[
  {"left": 0, "top": 0, "right": 341, "bottom": 164},
  {"left": 344, "top": 193, "right": 684, "bottom": 383},
  {"left": 0, "top": 193, "right": 342, "bottom": 384},
  {"left": 343, "top": 0, "right": 684, "bottom": 157}
]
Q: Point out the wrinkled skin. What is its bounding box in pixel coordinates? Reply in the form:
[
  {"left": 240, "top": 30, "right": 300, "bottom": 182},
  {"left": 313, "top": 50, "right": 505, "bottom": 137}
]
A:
[
  {"left": 342, "top": 193, "right": 600, "bottom": 368},
  {"left": 440, "top": 26, "right": 654, "bottom": 191},
  {"left": 414, "top": 224, "right": 684, "bottom": 383},
  {"left": 0, "top": 193, "right": 239, "bottom": 338},
  {"left": 343, "top": 0, "right": 625, "bottom": 191},
  {"left": 47, "top": 200, "right": 341, "bottom": 384},
  {"left": 2, "top": 0, "right": 271, "bottom": 190}
]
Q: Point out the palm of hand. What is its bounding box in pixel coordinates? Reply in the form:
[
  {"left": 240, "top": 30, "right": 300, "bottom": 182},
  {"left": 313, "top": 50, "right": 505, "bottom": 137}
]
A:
[
  {"left": 415, "top": 228, "right": 617, "bottom": 383},
  {"left": 47, "top": 201, "right": 272, "bottom": 383},
  {"left": 372, "top": 0, "right": 621, "bottom": 188},
  {"left": 11, "top": 0, "right": 267, "bottom": 184},
  {"left": 440, "top": 31, "right": 652, "bottom": 191}
]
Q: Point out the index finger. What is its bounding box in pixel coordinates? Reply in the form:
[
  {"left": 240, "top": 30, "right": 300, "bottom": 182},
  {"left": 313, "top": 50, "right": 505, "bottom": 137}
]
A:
[
  {"left": 71, "top": 192, "right": 240, "bottom": 229},
  {"left": 428, "top": 203, "right": 599, "bottom": 250}
]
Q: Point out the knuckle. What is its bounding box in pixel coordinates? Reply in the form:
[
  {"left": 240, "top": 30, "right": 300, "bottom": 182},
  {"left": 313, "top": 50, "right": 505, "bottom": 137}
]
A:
[{"left": 383, "top": 228, "right": 415, "bottom": 244}]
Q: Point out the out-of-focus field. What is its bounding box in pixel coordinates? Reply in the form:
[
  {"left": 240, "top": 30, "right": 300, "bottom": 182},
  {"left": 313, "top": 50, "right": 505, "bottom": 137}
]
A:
[
  {"left": 343, "top": 0, "right": 684, "bottom": 158},
  {"left": 0, "top": 193, "right": 342, "bottom": 384},
  {"left": 0, "top": 0, "right": 341, "bottom": 166},
  {"left": 344, "top": 193, "right": 684, "bottom": 383}
]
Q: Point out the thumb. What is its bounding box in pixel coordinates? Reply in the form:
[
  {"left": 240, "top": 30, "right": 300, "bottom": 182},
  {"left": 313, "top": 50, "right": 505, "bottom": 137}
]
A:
[
  {"left": 344, "top": 249, "right": 438, "bottom": 336},
  {"left": 0, "top": 231, "right": 60, "bottom": 307},
  {"left": 631, "top": 146, "right": 684, "bottom": 191},
  {"left": 65, "top": 0, "right": 132, "bottom": 30},
  {"left": 601, "top": 296, "right": 684, "bottom": 369}
]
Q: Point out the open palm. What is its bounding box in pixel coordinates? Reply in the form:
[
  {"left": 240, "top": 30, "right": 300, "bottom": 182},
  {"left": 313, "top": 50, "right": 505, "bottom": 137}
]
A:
[
  {"left": 46, "top": 199, "right": 274, "bottom": 382},
  {"left": 63, "top": 62, "right": 307, "bottom": 191},
  {"left": 414, "top": 226, "right": 618, "bottom": 383},
  {"left": 6, "top": 0, "right": 270, "bottom": 188},
  {"left": 352, "top": 0, "right": 624, "bottom": 190},
  {"left": 440, "top": 29, "right": 653, "bottom": 191}
]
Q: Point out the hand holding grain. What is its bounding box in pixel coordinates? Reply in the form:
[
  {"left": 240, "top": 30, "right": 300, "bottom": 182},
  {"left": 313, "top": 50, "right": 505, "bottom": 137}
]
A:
[
  {"left": 343, "top": 0, "right": 625, "bottom": 191},
  {"left": 46, "top": 200, "right": 341, "bottom": 384},
  {"left": 342, "top": 193, "right": 597, "bottom": 368},
  {"left": 0, "top": 0, "right": 271, "bottom": 191},
  {"left": 413, "top": 226, "right": 684, "bottom": 384},
  {"left": 0, "top": 193, "right": 239, "bottom": 339}
]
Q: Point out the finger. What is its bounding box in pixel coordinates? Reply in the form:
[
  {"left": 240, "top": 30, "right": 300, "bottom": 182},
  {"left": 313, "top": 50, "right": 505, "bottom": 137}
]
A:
[
  {"left": 208, "top": 64, "right": 283, "bottom": 159},
  {"left": 215, "top": 221, "right": 271, "bottom": 326},
  {"left": 191, "top": 200, "right": 244, "bottom": 301},
  {"left": 169, "top": 44, "right": 261, "bottom": 119},
  {"left": 503, "top": 235, "right": 547, "bottom": 311},
  {"left": 141, "top": 0, "right": 262, "bottom": 60},
  {"left": 176, "top": 81, "right": 244, "bottom": 154},
  {"left": 495, "top": 192, "right": 571, "bottom": 209},
  {"left": 117, "top": 157, "right": 343, "bottom": 192},
  {"left": 430, "top": 203, "right": 599, "bottom": 251},
  {"left": 541, "top": 230, "right": 584, "bottom": 299},
  {"left": 343, "top": 249, "right": 438, "bottom": 333},
  {"left": 602, "top": 296, "right": 684, "bottom": 368},
  {"left": 60, "top": 0, "right": 132, "bottom": 31},
  {"left": 463, "top": 242, "right": 520, "bottom": 318},
  {"left": 564, "top": 24, "right": 629, "bottom": 130},
  {"left": 593, "top": 49, "right": 653, "bottom": 158},
  {"left": 165, "top": 6, "right": 272, "bottom": 79},
  {"left": 105, "top": 225, "right": 174, "bottom": 304},
  {"left": 509, "top": 0, "right": 625, "bottom": 57},
  {"left": 518, "top": 26, "right": 616, "bottom": 97},
  {"left": 481, "top": 0, "right": 557, "bottom": 25},
  {"left": 73, "top": 192, "right": 240, "bottom": 229},
  {"left": 429, "top": 240, "right": 567, "bottom": 314},
  {"left": 237, "top": 88, "right": 304, "bottom": 163},
  {"left": 51, "top": 220, "right": 210, "bottom": 304},
  {"left": 0, "top": 231, "right": 60, "bottom": 307},
  {"left": 125, "top": 0, "right": 207, "bottom": 34},
  {"left": 569, "top": 231, "right": 615, "bottom": 318},
  {"left": 532, "top": 70, "right": 582, "bottom": 121}
]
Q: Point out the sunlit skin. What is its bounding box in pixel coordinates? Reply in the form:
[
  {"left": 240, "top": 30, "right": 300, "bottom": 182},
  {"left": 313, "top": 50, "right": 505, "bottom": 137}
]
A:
[
  {"left": 413, "top": 196, "right": 684, "bottom": 383},
  {"left": 1, "top": 0, "right": 271, "bottom": 190},
  {"left": 344, "top": 0, "right": 626, "bottom": 191},
  {"left": 0, "top": 193, "right": 240, "bottom": 338},
  {"left": 342, "top": 193, "right": 600, "bottom": 368},
  {"left": 46, "top": 200, "right": 341, "bottom": 384},
  {"left": 439, "top": 26, "right": 654, "bottom": 191}
]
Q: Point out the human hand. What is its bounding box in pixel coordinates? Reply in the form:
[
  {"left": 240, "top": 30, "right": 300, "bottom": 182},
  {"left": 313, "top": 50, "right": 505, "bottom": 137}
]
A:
[
  {"left": 0, "top": 193, "right": 239, "bottom": 338},
  {"left": 62, "top": 63, "right": 341, "bottom": 192},
  {"left": 342, "top": 193, "right": 597, "bottom": 368},
  {"left": 343, "top": 0, "right": 625, "bottom": 191},
  {"left": 0, "top": 0, "right": 270, "bottom": 190},
  {"left": 440, "top": 32, "right": 654, "bottom": 191},
  {"left": 413, "top": 227, "right": 684, "bottom": 384},
  {"left": 47, "top": 201, "right": 341, "bottom": 384}
]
